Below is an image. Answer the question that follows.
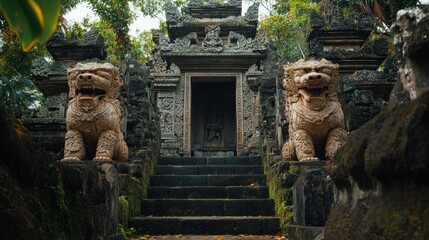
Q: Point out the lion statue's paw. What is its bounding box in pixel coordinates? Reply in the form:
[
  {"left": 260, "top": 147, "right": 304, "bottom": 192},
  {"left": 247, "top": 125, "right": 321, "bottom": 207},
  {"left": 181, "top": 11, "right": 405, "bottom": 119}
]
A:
[
  {"left": 93, "top": 156, "right": 112, "bottom": 161},
  {"left": 60, "top": 157, "right": 81, "bottom": 162},
  {"left": 300, "top": 157, "right": 320, "bottom": 162}
]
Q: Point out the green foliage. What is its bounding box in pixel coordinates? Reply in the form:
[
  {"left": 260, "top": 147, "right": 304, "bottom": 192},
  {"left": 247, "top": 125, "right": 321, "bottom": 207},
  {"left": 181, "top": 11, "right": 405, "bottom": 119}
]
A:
[
  {"left": 87, "top": 0, "right": 134, "bottom": 59},
  {"left": 118, "top": 195, "right": 130, "bottom": 229},
  {"left": 259, "top": 0, "right": 318, "bottom": 61},
  {"left": 0, "top": 14, "right": 46, "bottom": 117},
  {"left": 0, "top": 76, "right": 43, "bottom": 116},
  {"left": 0, "top": 0, "right": 61, "bottom": 51},
  {"left": 68, "top": 18, "right": 154, "bottom": 63},
  {"left": 132, "top": 0, "right": 187, "bottom": 17}
]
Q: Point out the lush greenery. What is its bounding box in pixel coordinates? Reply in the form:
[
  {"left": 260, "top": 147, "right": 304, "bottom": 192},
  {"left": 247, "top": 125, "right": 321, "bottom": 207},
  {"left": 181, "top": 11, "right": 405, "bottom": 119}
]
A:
[{"left": 257, "top": 0, "right": 319, "bottom": 61}]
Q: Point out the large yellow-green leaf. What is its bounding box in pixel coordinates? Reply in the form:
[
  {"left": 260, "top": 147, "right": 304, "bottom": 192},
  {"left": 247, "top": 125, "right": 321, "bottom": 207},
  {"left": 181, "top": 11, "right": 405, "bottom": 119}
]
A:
[
  {"left": 37, "top": 0, "right": 61, "bottom": 44},
  {"left": 0, "top": 0, "right": 61, "bottom": 52}
]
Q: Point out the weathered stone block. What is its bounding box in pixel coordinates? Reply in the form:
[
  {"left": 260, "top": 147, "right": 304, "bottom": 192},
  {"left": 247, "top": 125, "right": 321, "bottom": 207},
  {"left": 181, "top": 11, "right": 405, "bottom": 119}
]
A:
[
  {"left": 293, "top": 164, "right": 333, "bottom": 227},
  {"left": 325, "top": 91, "right": 429, "bottom": 240},
  {"left": 58, "top": 161, "right": 119, "bottom": 239}
]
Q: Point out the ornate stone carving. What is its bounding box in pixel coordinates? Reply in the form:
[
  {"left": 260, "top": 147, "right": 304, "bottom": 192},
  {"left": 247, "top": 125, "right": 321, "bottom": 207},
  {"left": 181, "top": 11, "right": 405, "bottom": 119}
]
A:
[
  {"left": 151, "top": 53, "right": 181, "bottom": 91},
  {"left": 244, "top": 2, "right": 259, "bottom": 22},
  {"left": 62, "top": 62, "right": 128, "bottom": 162},
  {"left": 33, "top": 92, "right": 68, "bottom": 118},
  {"left": 235, "top": 74, "right": 244, "bottom": 155},
  {"left": 189, "top": 0, "right": 239, "bottom": 7},
  {"left": 282, "top": 59, "right": 347, "bottom": 161},
  {"left": 204, "top": 112, "right": 224, "bottom": 148},
  {"left": 159, "top": 33, "right": 172, "bottom": 52},
  {"left": 151, "top": 53, "right": 168, "bottom": 74},
  {"left": 188, "top": 0, "right": 204, "bottom": 6},
  {"left": 229, "top": 0, "right": 242, "bottom": 6},
  {"left": 158, "top": 92, "right": 176, "bottom": 139},
  {"left": 160, "top": 32, "right": 198, "bottom": 52},
  {"left": 245, "top": 64, "right": 263, "bottom": 91},
  {"left": 228, "top": 31, "right": 266, "bottom": 52},
  {"left": 202, "top": 25, "right": 223, "bottom": 53},
  {"left": 165, "top": 2, "right": 181, "bottom": 24}
]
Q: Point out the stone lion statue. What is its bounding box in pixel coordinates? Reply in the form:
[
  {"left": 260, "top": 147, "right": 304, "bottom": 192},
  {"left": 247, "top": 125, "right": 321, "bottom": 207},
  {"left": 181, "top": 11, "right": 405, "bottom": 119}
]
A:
[
  {"left": 282, "top": 59, "right": 347, "bottom": 161},
  {"left": 62, "top": 62, "right": 128, "bottom": 162}
]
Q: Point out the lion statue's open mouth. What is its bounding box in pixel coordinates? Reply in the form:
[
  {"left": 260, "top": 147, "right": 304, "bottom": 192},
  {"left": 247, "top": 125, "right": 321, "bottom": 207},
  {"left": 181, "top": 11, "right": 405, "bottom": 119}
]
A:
[
  {"left": 282, "top": 59, "right": 347, "bottom": 161},
  {"left": 76, "top": 84, "right": 107, "bottom": 100}
]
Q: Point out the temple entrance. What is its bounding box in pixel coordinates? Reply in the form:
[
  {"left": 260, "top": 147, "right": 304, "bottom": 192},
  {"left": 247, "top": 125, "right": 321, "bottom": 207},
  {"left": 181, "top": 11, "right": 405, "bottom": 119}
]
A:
[{"left": 191, "top": 79, "right": 236, "bottom": 157}]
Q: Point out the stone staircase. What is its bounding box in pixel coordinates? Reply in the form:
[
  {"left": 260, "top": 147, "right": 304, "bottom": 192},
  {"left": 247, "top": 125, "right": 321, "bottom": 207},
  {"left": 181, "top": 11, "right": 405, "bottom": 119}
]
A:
[{"left": 129, "top": 156, "right": 280, "bottom": 235}]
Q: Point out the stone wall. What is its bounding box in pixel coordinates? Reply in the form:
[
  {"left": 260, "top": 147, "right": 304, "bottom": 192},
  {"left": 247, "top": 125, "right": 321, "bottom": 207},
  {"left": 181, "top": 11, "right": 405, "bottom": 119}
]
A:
[{"left": 323, "top": 5, "right": 429, "bottom": 239}]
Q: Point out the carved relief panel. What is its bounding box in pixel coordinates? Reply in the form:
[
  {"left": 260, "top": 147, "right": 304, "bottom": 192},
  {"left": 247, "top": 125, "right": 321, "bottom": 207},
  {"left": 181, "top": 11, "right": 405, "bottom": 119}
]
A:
[{"left": 158, "top": 92, "right": 176, "bottom": 139}]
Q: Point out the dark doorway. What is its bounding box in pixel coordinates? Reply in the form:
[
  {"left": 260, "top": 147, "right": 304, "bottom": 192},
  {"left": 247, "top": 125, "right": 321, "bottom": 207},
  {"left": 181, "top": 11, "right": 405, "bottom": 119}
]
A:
[{"left": 191, "top": 79, "right": 236, "bottom": 156}]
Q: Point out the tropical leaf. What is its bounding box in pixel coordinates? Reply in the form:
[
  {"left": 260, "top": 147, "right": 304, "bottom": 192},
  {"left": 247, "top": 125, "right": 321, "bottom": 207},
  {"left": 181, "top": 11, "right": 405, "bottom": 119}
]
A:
[
  {"left": 37, "top": 0, "right": 61, "bottom": 44},
  {"left": 0, "top": 0, "right": 61, "bottom": 52}
]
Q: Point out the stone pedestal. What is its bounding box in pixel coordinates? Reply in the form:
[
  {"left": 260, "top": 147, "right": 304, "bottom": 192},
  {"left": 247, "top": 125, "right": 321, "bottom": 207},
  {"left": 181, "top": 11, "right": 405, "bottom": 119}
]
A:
[
  {"left": 287, "top": 161, "right": 333, "bottom": 240},
  {"left": 58, "top": 160, "right": 122, "bottom": 240}
]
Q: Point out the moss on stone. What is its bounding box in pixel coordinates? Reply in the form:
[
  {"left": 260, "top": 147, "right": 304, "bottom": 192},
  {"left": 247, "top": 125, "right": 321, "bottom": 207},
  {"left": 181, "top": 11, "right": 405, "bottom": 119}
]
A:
[
  {"left": 118, "top": 195, "right": 129, "bottom": 227},
  {"left": 263, "top": 154, "right": 298, "bottom": 234}
]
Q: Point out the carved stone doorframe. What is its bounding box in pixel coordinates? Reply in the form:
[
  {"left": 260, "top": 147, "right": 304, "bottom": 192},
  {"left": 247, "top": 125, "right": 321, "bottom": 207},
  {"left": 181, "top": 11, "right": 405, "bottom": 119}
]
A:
[{"left": 183, "top": 72, "right": 244, "bottom": 156}]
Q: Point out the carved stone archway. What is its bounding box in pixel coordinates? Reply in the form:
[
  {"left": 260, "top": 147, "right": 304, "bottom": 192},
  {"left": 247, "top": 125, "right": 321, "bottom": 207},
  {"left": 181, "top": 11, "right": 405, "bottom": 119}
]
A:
[{"left": 183, "top": 72, "right": 244, "bottom": 156}]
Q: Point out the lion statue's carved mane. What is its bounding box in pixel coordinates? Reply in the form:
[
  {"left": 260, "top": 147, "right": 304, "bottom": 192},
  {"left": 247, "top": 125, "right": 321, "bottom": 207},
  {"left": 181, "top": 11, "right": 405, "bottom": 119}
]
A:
[
  {"left": 282, "top": 59, "right": 347, "bottom": 161},
  {"left": 62, "top": 62, "right": 128, "bottom": 162}
]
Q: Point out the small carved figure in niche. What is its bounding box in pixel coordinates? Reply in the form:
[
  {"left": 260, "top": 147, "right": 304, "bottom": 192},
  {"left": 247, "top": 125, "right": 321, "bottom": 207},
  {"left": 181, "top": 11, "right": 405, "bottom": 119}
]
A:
[
  {"left": 202, "top": 25, "right": 223, "bottom": 53},
  {"left": 62, "top": 62, "right": 128, "bottom": 162},
  {"left": 205, "top": 113, "right": 224, "bottom": 147},
  {"left": 282, "top": 59, "right": 347, "bottom": 161}
]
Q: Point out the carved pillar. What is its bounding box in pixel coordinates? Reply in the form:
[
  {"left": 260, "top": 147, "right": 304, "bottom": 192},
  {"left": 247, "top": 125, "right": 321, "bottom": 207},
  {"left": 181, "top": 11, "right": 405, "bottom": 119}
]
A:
[
  {"left": 152, "top": 55, "right": 182, "bottom": 156},
  {"left": 243, "top": 64, "right": 263, "bottom": 155}
]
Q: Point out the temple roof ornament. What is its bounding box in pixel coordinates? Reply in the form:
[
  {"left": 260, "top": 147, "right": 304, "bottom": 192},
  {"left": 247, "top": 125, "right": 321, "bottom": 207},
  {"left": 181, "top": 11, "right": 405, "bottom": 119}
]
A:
[
  {"left": 244, "top": 2, "right": 259, "bottom": 22},
  {"left": 228, "top": 31, "right": 266, "bottom": 52},
  {"left": 160, "top": 32, "right": 198, "bottom": 52},
  {"left": 165, "top": 2, "right": 181, "bottom": 24}
]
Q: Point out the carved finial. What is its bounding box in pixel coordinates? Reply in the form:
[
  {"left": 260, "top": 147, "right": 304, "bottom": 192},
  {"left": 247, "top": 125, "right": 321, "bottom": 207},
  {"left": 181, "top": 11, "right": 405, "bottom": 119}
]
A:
[
  {"left": 168, "top": 62, "right": 181, "bottom": 74},
  {"left": 165, "top": 2, "right": 180, "bottom": 24},
  {"left": 159, "top": 33, "right": 172, "bottom": 52},
  {"left": 244, "top": 2, "right": 259, "bottom": 22},
  {"left": 152, "top": 53, "right": 168, "bottom": 74}
]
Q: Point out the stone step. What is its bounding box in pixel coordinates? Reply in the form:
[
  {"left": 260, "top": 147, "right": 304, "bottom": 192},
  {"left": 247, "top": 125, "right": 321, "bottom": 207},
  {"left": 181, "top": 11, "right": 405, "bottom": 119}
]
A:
[
  {"left": 158, "top": 156, "right": 262, "bottom": 166},
  {"left": 149, "top": 174, "right": 266, "bottom": 187},
  {"left": 141, "top": 199, "right": 275, "bottom": 216},
  {"left": 129, "top": 216, "right": 280, "bottom": 235},
  {"left": 148, "top": 186, "right": 269, "bottom": 199},
  {"left": 156, "top": 165, "right": 264, "bottom": 175}
]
